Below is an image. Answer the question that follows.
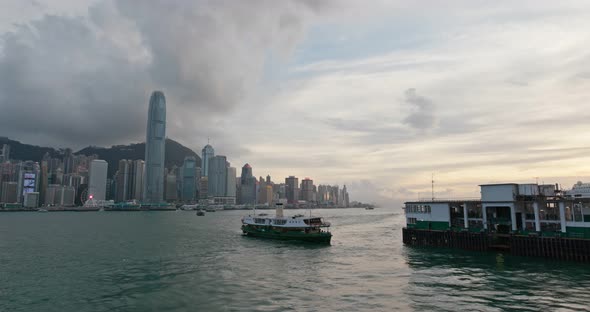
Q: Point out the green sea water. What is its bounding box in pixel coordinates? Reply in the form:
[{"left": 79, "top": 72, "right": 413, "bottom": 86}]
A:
[{"left": 1, "top": 209, "right": 589, "bottom": 311}]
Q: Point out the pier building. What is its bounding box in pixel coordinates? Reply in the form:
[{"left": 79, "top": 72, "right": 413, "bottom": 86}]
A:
[{"left": 403, "top": 182, "right": 590, "bottom": 261}]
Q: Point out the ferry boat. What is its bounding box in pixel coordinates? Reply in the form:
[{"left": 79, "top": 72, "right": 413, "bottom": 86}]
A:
[{"left": 241, "top": 203, "right": 332, "bottom": 244}]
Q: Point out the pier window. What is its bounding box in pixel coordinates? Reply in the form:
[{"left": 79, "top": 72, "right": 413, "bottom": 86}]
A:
[
  {"left": 524, "top": 202, "right": 535, "bottom": 220},
  {"left": 406, "top": 204, "right": 431, "bottom": 214},
  {"left": 565, "top": 204, "right": 573, "bottom": 221},
  {"left": 573, "top": 203, "right": 584, "bottom": 222},
  {"left": 541, "top": 202, "right": 559, "bottom": 221},
  {"left": 468, "top": 204, "right": 482, "bottom": 218}
]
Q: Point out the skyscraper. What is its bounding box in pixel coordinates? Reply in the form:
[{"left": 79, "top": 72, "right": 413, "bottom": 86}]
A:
[
  {"left": 201, "top": 144, "right": 215, "bottom": 177},
  {"left": 199, "top": 176, "right": 208, "bottom": 200},
  {"left": 1, "top": 182, "right": 17, "bottom": 203},
  {"left": 301, "top": 178, "right": 314, "bottom": 202},
  {"left": 164, "top": 167, "right": 177, "bottom": 202},
  {"left": 115, "top": 159, "right": 131, "bottom": 202},
  {"left": 239, "top": 164, "right": 256, "bottom": 205},
  {"left": 132, "top": 160, "right": 144, "bottom": 200},
  {"left": 285, "top": 176, "right": 299, "bottom": 204},
  {"left": 17, "top": 161, "right": 40, "bottom": 203},
  {"left": 88, "top": 160, "right": 108, "bottom": 201},
  {"left": 342, "top": 184, "right": 350, "bottom": 208},
  {"left": 181, "top": 156, "right": 197, "bottom": 201},
  {"left": 226, "top": 167, "right": 237, "bottom": 198},
  {"left": 258, "top": 176, "right": 272, "bottom": 205},
  {"left": 143, "top": 91, "right": 166, "bottom": 203},
  {"left": 208, "top": 155, "right": 227, "bottom": 197}
]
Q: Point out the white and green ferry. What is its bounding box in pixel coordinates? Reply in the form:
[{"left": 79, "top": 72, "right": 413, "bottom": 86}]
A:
[{"left": 241, "top": 203, "right": 332, "bottom": 244}]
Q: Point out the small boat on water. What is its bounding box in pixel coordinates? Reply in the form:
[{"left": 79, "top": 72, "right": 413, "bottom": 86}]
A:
[
  {"left": 196, "top": 210, "right": 205, "bottom": 216},
  {"left": 182, "top": 204, "right": 198, "bottom": 211},
  {"left": 365, "top": 207, "right": 374, "bottom": 210},
  {"left": 241, "top": 203, "right": 332, "bottom": 244},
  {"left": 37, "top": 208, "right": 48, "bottom": 213}
]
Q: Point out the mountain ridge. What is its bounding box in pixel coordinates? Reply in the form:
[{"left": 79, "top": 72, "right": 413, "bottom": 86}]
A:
[{"left": 0, "top": 137, "right": 201, "bottom": 178}]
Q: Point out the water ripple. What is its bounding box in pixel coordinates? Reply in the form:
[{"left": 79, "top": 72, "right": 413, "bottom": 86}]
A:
[{"left": 1, "top": 209, "right": 589, "bottom": 311}]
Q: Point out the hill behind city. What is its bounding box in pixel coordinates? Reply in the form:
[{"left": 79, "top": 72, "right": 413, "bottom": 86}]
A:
[{"left": 0, "top": 137, "right": 201, "bottom": 177}]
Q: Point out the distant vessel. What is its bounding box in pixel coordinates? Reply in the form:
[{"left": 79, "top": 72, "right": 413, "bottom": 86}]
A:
[
  {"left": 37, "top": 208, "right": 48, "bottom": 213},
  {"left": 365, "top": 207, "right": 374, "bottom": 210},
  {"left": 182, "top": 204, "right": 198, "bottom": 211},
  {"left": 196, "top": 210, "right": 205, "bottom": 216},
  {"left": 241, "top": 203, "right": 332, "bottom": 244}
]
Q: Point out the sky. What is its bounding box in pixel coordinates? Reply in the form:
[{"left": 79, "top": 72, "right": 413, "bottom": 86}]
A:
[{"left": 1, "top": 0, "right": 590, "bottom": 206}]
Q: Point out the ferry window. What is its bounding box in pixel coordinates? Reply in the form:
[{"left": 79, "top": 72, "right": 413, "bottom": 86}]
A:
[{"left": 407, "top": 217, "right": 416, "bottom": 224}]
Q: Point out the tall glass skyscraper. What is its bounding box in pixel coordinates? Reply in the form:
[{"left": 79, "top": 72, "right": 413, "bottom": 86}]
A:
[
  {"left": 181, "top": 156, "right": 197, "bottom": 201},
  {"left": 239, "top": 163, "right": 256, "bottom": 205},
  {"left": 143, "top": 91, "right": 166, "bottom": 203},
  {"left": 201, "top": 144, "right": 215, "bottom": 177}
]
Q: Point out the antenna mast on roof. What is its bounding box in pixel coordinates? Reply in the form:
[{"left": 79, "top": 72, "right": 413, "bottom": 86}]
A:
[{"left": 431, "top": 173, "right": 435, "bottom": 201}]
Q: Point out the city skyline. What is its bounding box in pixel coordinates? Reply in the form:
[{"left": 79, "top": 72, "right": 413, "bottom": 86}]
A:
[
  {"left": 1, "top": 2, "right": 590, "bottom": 206},
  {"left": 0, "top": 136, "right": 355, "bottom": 208}
]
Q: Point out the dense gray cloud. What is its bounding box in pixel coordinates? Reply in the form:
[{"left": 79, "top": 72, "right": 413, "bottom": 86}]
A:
[
  {"left": 0, "top": 0, "right": 328, "bottom": 148},
  {"left": 402, "top": 88, "right": 436, "bottom": 130}
]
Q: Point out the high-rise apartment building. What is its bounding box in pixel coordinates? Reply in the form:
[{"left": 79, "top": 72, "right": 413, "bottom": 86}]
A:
[
  {"left": 1, "top": 182, "right": 17, "bottom": 203},
  {"left": 63, "top": 148, "right": 74, "bottom": 175},
  {"left": 301, "top": 178, "right": 314, "bottom": 202},
  {"left": 257, "top": 176, "right": 273, "bottom": 205},
  {"left": 199, "top": 176, "right": 208, "bottom": 200},
  {"left": 144, "top": 91, "right": 166, "bottom": 203},
  {"left": 226, "top": 167, "right": 237, "bottom": 198},
  {"left": 132, "top": 160, "right": 144, "bottom": 200},
  {"left": 164, "top": 167, "right": 177, "bottom": 201},
  {"left": 285, "top": 176, "right": 299, "bottom": 204},
  {"left": 115, "top": 159, "right": 132, "bottom": 202}
]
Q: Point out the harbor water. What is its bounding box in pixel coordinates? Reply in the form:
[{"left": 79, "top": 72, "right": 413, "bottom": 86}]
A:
[{"left": 1, "top": 208, "right": 589, "bottom": 311}]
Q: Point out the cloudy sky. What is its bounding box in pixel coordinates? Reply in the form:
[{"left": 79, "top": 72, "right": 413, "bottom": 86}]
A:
[{"left": 1, "top": 0, "right": 590, "bottom": 205}]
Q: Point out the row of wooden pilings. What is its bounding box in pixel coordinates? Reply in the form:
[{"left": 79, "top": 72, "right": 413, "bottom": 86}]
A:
[
  {"left": 511, "top": 235, "right": 590, "bottom": 262},
  {"left": 402, "top": 228, "right": 590, "bottom": 262}
]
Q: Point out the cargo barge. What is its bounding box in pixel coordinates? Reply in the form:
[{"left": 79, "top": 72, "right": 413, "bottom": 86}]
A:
[{"left": 402, "top": 182, "right": 590, "bottom": 261}]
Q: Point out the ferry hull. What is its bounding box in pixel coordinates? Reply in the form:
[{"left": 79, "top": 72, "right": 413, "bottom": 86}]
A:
[{"left": 242, "top": 225, "right": 332, "bottom": 244}]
